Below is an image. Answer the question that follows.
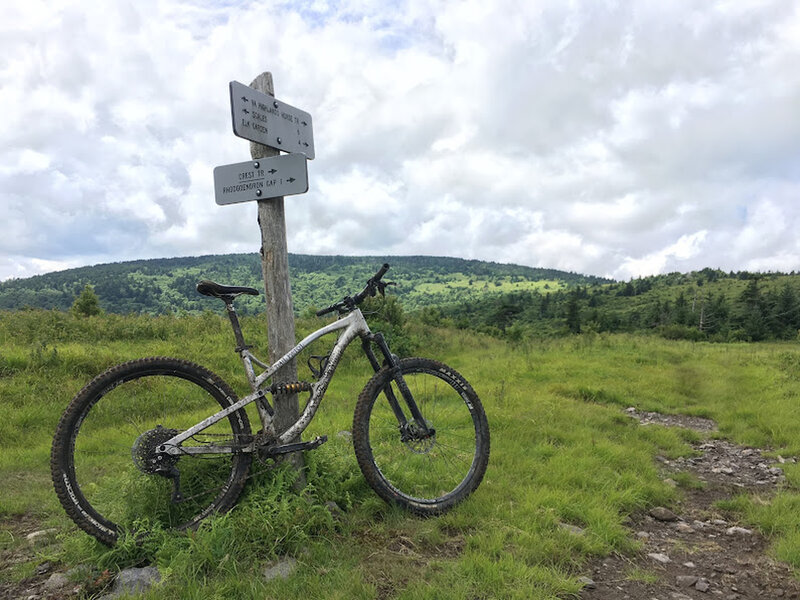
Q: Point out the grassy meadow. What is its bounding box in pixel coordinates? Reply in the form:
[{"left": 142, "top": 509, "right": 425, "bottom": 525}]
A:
[{"left": 1, "top": 309, "right": 800, "bottom": 598}]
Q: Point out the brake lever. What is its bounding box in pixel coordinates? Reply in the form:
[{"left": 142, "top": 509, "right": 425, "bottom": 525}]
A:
[{"left": 376, "top": 281, "right": 396, "bottom": 297}]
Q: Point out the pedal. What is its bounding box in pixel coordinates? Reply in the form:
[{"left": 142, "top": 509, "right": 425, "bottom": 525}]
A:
[{"left": 260, "top": 435, "right": 328, "bottom": 457}]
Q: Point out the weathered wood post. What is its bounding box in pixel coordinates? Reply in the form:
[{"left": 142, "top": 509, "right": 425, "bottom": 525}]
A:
[{"left": 248, "top": 72, "right": 304, "bottom": 482}]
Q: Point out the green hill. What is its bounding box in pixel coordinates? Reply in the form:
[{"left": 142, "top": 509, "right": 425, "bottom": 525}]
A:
[
  {"left": 5, "top": 256, "right": 798, "bottom": 342},
  {"left": 0, "top": 254, "right": 610, "bottom": 316}
]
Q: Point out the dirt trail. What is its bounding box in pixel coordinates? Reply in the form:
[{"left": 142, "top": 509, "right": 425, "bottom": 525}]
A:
[{"left": 581, "top": 408, "right": 800, "bottom": 600}]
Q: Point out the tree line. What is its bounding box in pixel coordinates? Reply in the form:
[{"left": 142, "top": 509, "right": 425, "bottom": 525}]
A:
[{"left": 427, "top": 272, "right": 800, "bottom": 342}]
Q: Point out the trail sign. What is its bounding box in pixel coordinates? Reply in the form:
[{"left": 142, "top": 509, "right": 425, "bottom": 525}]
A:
[
  {"left": 230, "top": 80, "right": 315, "bottom": 159},
  {"left": 213, "top": 153, "right": 309, "bottom": 205}
]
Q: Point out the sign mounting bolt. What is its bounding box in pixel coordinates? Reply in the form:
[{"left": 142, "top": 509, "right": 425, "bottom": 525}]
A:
[
  {"left": 276, "top": 137, "right": 282, "bottom": 145},
  {"left": 253, "top": 162, "right": 260, "bottom": 169},
  {"left": 273, "top": 101, "right": 279, "bottom": 108},
  {"left": 256, "top": 189, "right": 262, "bottom": 197}
]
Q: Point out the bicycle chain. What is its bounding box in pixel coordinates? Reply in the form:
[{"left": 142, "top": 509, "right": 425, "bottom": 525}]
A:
[{"left": 161, "top": 431, "right": 284, "bottom": 505}]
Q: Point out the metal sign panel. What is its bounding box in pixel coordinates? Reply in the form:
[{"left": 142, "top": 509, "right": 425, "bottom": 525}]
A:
[
  {"left": 213, "top": 153, "right": 309, "bottom": 205},
  {"left": 229, "top": 81, "right": 315, "bottom": 159}
]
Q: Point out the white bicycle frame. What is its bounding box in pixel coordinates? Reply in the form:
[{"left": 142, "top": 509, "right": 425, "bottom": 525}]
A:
[{"left": 161, "top": 309, "right": 371, "bottom": 456}]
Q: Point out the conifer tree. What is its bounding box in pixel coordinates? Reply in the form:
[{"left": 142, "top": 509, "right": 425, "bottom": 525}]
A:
[{"left": 71, "top": 284, "right": 103, "bottom": 317}]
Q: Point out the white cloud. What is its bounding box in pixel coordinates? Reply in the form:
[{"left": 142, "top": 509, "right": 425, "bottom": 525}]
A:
[
  {"left": 616, "top": 231, "right": 709, "bottom": 280},
  {"left": 1, "top": 0, "right": 799, "bottom": 282}
]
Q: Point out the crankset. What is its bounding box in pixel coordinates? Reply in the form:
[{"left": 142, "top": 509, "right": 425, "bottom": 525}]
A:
[{"left": 258, "top": 435, "right": 328, "bottom": 458}]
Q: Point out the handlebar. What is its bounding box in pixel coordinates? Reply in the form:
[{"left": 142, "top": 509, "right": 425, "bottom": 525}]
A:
[{"left": 315, "top": 263, "right": 392, "bottom": 317}]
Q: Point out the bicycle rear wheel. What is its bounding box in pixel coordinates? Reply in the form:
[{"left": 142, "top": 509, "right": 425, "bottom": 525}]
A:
[
  {"left": 51, "top": 357, "right": 252, "bottom": 545},
  {"left": 352, "top": 357, "right": 489, "bottom": 514}
]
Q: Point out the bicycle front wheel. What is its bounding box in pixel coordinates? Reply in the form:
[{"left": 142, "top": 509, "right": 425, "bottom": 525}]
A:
[
  {"left": 353, "top": 357, "right": 490, "bottom": 515},
  {"left": 51, "top": 357, "right": 252, "bottom": 545}
]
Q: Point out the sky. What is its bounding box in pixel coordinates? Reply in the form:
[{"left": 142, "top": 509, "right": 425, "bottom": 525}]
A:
[{"left": 2, "top": 0, "right": 799, "bottom": 282}]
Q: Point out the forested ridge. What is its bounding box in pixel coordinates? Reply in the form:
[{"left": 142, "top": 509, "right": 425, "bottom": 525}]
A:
[
  {"left": 2, "top": 256, "right": 799, "bottom": 341},
  {"left": 0, "top": 253, "right": 606, "bottom": 316}
]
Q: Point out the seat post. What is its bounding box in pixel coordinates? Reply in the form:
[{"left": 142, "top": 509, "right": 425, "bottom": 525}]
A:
[{"left": 223, "top": 298, "right": 249, "bottom": 352}]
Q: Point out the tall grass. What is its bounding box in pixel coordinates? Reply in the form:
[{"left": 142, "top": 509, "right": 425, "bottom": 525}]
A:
[{"left": 1, "top": 310, "right": 799, "bottom": 598}]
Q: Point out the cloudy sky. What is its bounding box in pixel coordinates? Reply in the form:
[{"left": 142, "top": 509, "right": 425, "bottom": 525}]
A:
[{"left": 2, "top": 0, "right": 799, "bottom": 282}]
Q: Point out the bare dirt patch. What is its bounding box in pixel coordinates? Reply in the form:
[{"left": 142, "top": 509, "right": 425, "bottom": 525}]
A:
[
  {"left": 0, "top": 516, "right": 72, "bottom": 600},
  {"left": 580, "top": 408, "right": 800, "bottom": 600}
]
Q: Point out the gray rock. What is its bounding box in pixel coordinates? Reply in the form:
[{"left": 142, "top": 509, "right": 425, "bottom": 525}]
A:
[
  {"left": 670, "top": 593, "right": 693, "bottom": 600},
  {"left": 263, "top": 557, "right": 297, "bottom": 582},
  {"left": 43, "top": 572, "right": 69, "bottom": 591},
  {"left": 648, "top": 552, "right": 671, "bottom": 564},
  {"left": 695, "top": 577, "right": 710, "bottom": 592},
  {"left": 674, "top": 522, "right": 695, "bottom": 533},
  {"left": 102, "top": 566, "right": 161, "bottom": 598},
  {"left": 578, "top": 576, "right": 595, "bottom": 589},
  {"left": 676, "top": 575, "right": 698, "bottom": 587},
  {"left": 725, "top": 526, "right": 752, "bottom": 536},
  {"left": 649, "top": 506, "right": 679, "bottom": 522}
]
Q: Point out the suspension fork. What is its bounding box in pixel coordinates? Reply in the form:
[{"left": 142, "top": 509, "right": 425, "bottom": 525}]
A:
[{"left": 361, "top": 334, "right": 433, "bottom": 438}]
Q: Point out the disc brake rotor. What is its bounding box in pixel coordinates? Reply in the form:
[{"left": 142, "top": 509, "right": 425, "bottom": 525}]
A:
[{"left": 402, "top": 421, "right": 436, "bottom": 454}]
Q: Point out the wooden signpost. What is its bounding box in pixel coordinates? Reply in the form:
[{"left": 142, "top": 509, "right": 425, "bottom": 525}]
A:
[{"left": 214, "top": 72, "right": 315, "bottom": 481}]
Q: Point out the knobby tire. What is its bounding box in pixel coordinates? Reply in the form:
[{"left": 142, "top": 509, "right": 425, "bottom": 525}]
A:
[
  {"left": 352, "top": 357, "right": 490, "bottom": 515},
  {"left": 51, "top": 357, "right": 252, "bottom": 546}
]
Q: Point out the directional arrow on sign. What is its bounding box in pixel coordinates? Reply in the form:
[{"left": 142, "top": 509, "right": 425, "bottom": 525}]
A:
[
  {"left": 229, "top": 80, "right": 315, "bottom": 159},
  {"left": 213, "top": 153, "right": 309, "bottom": 206}
]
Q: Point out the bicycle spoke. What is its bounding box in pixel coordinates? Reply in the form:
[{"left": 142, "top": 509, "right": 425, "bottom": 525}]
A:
[
  {"left": 52, "top": 358, "right": 252, "bottom": 545},
  {"left": 354, "top": 358, "right": 489, "bottom": 513}
]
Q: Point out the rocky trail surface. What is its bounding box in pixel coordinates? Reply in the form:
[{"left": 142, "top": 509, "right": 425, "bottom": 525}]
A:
[{"left": 580, "top": 408, "right": 800, "bottom": 600}]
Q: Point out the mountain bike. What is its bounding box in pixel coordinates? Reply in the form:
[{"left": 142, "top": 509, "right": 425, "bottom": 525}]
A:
[{"left": 51, "top": 264, "right": 490, "bottom": 545}]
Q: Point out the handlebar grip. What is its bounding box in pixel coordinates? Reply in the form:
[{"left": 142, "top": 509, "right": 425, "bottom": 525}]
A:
[
  {"left": 373, "top": 263, "right": 390, "bottom": 281},
  {"left": 316, "top": 306, "right": 335, "bottom": 317}
]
